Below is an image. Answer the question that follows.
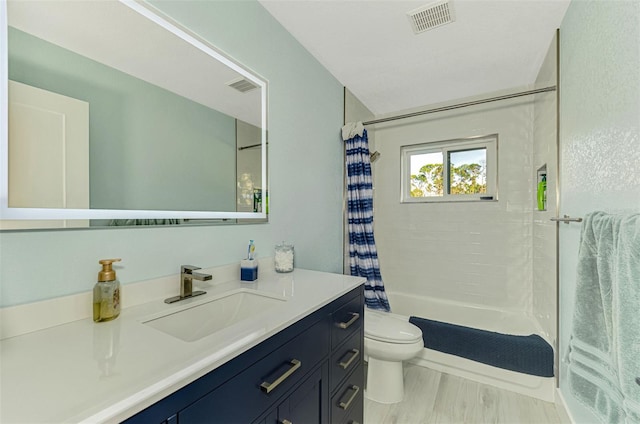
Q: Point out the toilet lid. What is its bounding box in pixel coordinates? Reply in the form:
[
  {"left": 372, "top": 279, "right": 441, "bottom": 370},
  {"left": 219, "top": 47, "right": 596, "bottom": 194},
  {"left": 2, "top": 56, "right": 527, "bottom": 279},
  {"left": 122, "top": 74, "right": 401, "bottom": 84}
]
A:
[{"left": 365, "top": 311, "right": 423, "bottom": 344}]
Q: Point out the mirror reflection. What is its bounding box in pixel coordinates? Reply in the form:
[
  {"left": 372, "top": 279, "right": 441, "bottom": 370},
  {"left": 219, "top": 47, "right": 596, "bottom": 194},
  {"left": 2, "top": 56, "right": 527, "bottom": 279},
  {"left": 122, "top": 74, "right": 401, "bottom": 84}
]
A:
[{"left": 3, "top": 0, "right": 267, "bottom": 229}]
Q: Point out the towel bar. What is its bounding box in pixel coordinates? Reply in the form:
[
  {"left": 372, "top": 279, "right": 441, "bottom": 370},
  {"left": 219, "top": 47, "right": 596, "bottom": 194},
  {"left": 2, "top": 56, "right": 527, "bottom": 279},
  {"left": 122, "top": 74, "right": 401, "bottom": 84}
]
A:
[{"left": 550, "top": 215, "right": 583, "bottom": 224}]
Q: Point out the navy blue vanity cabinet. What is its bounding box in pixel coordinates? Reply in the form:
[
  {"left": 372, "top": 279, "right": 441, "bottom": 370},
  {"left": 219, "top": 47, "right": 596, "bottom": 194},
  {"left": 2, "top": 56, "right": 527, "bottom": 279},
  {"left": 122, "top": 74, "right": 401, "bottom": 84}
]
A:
[
  {"left": 178, "top": 317, "right": 329, "bottom": 423},
  {"left": 330, "top": 363, "right": 364, "bottom": 424},
  {"left": 124, "top": 285, "right": 364, "bottom": 424},
  {"left": 329, "top": 290, "right": 365, "bottom": 424},
  {"left": 253, "top": 366, "right": 327, "bottom": 424},
  {"left": 275, "top": 367, "right": 325, "bottom": 424},
  {"left": 330, "top": 294, "right": 363, "bottom": 349},
  {"left": 330, "top": 329, "right": 363, "bottom": 393}
]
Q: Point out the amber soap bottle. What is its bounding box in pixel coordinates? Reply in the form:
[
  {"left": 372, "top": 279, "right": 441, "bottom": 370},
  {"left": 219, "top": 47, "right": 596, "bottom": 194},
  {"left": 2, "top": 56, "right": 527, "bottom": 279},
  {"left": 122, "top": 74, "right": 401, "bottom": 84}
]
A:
[{"left": 93, "top": 259, "right": 122, "bottom": 323}]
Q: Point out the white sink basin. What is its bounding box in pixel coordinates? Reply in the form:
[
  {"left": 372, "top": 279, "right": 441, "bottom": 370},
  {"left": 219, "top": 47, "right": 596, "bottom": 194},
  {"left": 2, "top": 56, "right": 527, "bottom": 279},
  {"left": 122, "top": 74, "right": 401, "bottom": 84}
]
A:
[{"left": 143, "top": 289, "right": 286, "bottom": 342}]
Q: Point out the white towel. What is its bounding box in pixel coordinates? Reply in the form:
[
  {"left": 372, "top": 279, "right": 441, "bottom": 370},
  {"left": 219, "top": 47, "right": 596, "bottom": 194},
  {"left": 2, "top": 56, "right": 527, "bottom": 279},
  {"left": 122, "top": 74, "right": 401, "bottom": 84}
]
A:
[
  {"left": 341, "top": 121, "right": 365, "bottom": 141},
  {"left": 567, "top": 211, "right": 640, "bottom": 424}
]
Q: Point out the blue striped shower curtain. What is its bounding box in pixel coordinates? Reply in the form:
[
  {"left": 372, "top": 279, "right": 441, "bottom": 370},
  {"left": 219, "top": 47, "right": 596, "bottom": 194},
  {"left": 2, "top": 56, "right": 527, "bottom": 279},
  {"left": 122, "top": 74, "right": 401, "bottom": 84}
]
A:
[{"left": 343, "top": 125, "right": 390, "bottom": 311}]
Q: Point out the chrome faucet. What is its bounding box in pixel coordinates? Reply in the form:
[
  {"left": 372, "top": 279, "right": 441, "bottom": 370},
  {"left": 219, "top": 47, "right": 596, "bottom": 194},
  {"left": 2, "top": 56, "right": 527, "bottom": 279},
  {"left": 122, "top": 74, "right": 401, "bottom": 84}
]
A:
[{"left": 164, "top": 265, "right": 212, "bottom": 304}]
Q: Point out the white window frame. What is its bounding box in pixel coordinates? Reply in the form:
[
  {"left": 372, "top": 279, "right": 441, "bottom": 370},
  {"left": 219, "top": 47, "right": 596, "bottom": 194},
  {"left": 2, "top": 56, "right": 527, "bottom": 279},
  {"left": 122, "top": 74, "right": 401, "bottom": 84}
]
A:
[{"left": 401, "top": 134, "right": 498, "bottom": 203}]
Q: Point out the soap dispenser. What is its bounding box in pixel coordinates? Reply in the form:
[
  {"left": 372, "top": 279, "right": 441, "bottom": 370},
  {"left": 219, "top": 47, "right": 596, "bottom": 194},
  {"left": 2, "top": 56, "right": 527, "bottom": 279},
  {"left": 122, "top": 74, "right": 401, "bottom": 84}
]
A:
[{"left": 93, "top": 259, "right": 122, "bottom": 323}]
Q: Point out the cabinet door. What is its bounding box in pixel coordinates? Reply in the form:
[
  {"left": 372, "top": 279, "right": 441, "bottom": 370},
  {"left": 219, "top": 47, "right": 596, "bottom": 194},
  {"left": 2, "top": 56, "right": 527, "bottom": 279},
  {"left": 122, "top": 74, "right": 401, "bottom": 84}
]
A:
[{"left": 277, "top": 368, "right": 323, "bottom": 424}]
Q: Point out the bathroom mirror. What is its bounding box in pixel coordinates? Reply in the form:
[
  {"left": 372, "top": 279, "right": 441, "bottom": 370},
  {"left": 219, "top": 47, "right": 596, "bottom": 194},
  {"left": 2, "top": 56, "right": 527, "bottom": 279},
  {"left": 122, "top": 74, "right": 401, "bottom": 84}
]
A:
[{"left": 0, "top": 0, "right": 268, "bottom": 229}]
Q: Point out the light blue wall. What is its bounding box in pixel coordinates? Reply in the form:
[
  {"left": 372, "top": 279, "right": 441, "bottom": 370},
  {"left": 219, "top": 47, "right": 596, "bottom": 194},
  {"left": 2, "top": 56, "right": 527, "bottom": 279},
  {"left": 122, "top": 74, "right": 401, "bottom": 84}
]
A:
[
  {"left": 9, "top": 28, "right": 237, "bottom": 212},
  {"left": 558, "top": 1, "right": 639, "bottom": 422},
  {"left": 0, "top": 1, "right": 344, "bottom": 306}
]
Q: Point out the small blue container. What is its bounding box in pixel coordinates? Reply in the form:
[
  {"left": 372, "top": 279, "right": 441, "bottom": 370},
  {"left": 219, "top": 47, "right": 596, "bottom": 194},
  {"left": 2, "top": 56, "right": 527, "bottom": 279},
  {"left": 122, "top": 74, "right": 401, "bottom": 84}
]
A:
[{"left": 241, "top": 259, "right": 258, "bottom": 281}]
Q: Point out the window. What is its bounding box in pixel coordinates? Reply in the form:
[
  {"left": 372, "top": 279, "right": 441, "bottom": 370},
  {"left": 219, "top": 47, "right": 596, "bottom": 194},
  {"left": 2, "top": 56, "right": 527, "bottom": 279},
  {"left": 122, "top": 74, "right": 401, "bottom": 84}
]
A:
[{"left": 401, "top": 135, "right": 497, "bottom": 202}]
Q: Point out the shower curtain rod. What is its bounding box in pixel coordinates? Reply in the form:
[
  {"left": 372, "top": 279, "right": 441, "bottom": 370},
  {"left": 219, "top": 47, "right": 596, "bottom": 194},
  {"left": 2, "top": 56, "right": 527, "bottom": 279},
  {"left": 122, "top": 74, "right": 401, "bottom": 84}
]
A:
[{"left": 362, "top": 86, "right": 556, "bottom": 126}]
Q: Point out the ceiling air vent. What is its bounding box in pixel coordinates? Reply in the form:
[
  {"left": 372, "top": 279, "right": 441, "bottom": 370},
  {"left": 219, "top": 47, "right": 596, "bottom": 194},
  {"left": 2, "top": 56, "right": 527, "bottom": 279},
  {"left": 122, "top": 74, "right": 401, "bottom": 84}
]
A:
[
  {"left": 227, "top": 77, "right": 258, "bottom": 93},
  {"left": 407, "top": 0, "right": 455, "bottom": 34}
]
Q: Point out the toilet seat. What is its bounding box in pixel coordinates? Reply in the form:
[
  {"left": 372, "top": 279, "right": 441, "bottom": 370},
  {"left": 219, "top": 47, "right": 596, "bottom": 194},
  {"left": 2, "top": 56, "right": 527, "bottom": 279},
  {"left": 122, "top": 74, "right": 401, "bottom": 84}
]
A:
[{"left": 365, "top": 311, "right": 423, "bottom": 344}]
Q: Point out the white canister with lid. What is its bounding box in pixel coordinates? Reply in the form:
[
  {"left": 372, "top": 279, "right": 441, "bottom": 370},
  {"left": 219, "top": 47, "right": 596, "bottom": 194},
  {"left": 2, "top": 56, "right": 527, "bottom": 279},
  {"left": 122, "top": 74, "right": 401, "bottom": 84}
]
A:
[{"left": 274, "top": 242, "right": 294, "bottom": 273}]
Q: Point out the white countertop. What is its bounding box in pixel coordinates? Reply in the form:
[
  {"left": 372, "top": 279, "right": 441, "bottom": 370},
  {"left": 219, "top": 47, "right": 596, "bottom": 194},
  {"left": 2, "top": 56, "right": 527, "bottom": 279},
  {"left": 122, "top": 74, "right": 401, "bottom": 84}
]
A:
[{"left": 0, "top": 268, "right": 364, "bottom": 423}]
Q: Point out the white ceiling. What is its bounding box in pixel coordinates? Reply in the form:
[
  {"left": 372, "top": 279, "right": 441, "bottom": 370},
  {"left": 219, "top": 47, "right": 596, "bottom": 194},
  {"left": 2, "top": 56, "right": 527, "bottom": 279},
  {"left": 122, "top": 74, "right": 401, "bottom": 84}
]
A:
[{"left": 259, "top": 0, "right": 571, "bottom": 116}]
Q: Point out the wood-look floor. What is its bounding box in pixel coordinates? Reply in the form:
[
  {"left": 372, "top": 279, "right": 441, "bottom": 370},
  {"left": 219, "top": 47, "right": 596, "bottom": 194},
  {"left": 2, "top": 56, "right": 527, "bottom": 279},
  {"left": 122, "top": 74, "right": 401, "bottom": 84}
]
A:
[{"left": 364, "top": 363, "right": 563, "bottom": 424}]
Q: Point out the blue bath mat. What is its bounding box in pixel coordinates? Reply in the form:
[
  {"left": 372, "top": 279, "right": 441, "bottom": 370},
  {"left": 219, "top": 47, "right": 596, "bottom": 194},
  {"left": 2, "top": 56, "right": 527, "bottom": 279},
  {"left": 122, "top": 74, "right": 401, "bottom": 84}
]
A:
[{"left": 409, "top": 316, "right": 554, "bottom": 377}]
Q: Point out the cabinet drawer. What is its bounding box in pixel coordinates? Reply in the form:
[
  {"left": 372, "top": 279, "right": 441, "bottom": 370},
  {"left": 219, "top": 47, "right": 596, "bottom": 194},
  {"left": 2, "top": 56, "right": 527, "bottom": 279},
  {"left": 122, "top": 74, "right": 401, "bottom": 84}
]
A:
[
  {"left": 179, "top": 318, "right": 329, "bottom": 424},
  {"left": 345, "top": 397, "right": 364, "bottom": 424},
  {"left": 330, "top": 328, "right": 363, "bottom": 393},
  {"left": 330, "top": 363, "right": 364, "bottom": 424},
  {"left": 331, "top": 294, "right": 363, "bottom": 349}
]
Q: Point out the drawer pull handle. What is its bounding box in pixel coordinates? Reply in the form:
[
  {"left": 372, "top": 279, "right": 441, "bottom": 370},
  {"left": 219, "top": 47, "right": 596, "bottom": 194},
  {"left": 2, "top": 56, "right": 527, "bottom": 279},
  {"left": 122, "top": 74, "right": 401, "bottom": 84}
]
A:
[
  {"left": 260, "top": 359, "right": 302, "bottom": 394},
  {"left": 339, "top": 348, "right": 360, "bottom": 370},
  {"left": 337, "top": 312, "right": 360, "bottom": 329},
  {"left": 280, "top": 420, "right": 293, "bottom": 424},
  {"left": 338, "top": 384, "right": 360, "bottom": 410}
]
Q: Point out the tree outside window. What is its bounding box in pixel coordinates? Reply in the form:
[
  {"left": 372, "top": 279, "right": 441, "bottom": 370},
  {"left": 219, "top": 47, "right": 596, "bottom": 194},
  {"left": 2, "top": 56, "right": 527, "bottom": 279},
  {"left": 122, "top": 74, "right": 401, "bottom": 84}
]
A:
[{"left": 401, "top": 135, "right": 497, "bottom": 202}]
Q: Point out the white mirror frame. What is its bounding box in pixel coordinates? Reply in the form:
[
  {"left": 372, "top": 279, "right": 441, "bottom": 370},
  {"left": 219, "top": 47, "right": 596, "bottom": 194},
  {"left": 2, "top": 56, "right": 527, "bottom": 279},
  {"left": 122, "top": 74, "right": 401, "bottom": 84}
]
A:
[{"left": 0, "top": 0, "right": 268, "bottom": 221}]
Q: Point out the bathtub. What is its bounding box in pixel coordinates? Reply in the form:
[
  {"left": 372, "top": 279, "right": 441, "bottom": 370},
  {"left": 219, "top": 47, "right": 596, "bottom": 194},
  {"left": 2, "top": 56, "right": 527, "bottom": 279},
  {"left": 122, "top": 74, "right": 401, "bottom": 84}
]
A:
[{"left": 385, "top": 291, "right": 556, "bottom": 402}]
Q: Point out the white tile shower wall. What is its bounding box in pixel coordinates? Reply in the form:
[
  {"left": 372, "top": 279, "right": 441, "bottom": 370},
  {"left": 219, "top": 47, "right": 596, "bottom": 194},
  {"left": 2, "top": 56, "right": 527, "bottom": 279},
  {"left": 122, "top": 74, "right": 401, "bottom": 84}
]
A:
[
  {"left": 372, "top": 96, "right": 534, "bottom": 311},
  {"left": 532, "top": 32, "right": 559, "bottom": 348}
]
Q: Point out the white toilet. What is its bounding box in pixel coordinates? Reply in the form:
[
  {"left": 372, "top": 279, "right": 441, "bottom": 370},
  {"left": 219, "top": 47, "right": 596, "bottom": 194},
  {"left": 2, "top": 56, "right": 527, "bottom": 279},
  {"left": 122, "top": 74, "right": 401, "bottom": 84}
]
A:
[{"left": 364, "top": 310, "right": 424, "bottom": 404}]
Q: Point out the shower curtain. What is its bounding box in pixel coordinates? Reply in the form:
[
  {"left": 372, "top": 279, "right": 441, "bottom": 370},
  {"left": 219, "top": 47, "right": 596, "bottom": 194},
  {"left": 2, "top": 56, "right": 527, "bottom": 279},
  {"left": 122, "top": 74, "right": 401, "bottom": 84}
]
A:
[{"left": 343, "top": 122, "right": 390, "bottom": 311}]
